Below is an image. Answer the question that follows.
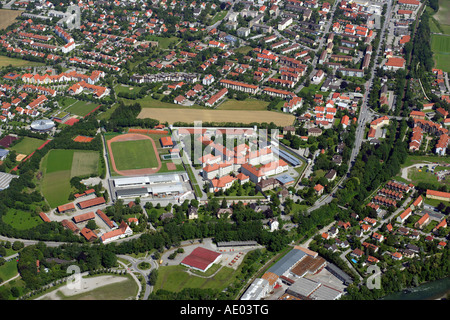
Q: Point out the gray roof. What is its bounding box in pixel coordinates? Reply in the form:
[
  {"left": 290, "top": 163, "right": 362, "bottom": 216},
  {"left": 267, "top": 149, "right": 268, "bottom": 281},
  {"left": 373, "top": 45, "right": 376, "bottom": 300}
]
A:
[
  {"left": 287, "top": 277, "right": 320, "bottom": 297},
  {"left": 308, "top": 284, "right": 342, "bottom": 300},
  {"left": 0, "top": 149, "right": 9, "bottom": 157},
  {"left": 267, "top": 248, "right": 306, "bottom": 276},
  {"left": 0, "top": 172, "right": 19, "bottom": 190},
  {"left": 276, "top": 174, "right": 295, "bottom": 184}
]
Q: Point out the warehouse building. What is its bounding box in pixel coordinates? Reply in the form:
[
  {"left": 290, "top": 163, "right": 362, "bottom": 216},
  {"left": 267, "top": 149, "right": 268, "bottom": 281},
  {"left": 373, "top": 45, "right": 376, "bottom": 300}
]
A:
[{"left": 115, "top": 183, "right": 185, "bottom": 199}]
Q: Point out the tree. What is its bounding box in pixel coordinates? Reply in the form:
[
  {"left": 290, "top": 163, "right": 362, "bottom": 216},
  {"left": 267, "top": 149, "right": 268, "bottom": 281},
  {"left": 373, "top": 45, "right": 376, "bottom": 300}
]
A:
[
  {"left": 12, "top": 241, "right": 24, "bottom": 251},
  {"left": 148, "top": 269, "right": 158, "bottom": 286}
]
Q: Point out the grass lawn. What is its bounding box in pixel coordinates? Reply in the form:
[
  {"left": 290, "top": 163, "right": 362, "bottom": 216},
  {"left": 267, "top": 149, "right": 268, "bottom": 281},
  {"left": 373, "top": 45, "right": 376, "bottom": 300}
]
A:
[
  {"left": 66, "top": 100, "right": 98, "bottom": 117},
  {"left": 114, "top": 84, "right": 143, "bottom": 95},
  {"left": 110, "top": 139, "right": 159, "bottom": 171},
  {"left": 40, "top": 149, "right": 100, "bottom": 208},
  {"left": 407, "top": 167, "right": 449, "bottom": 188},
  {"left": 234, "top": 46, "right": 253, "bottom": 55},
  {"left": 97, "top": 103, "right": 119, "bottom": 121},
  {"left": 217, "top": 98, "right": 269, "bottom": 110},
  {"left": 210, "top": 11, "right": 227, "bottom": 25},
  {"left": 10, "top": 137, "right": 46, "bottom": 155},
  {"left": 0, "top": 55, "right": 44, "bottom": 68},
  {"left": 154, "top": 264, "right": 236, "bottom": 292},
  {"left": 0, "top": 260, "right": 18, "bottom": 283},
  {"left": 58, "top": 97, "right": 78, "bottom": 108},
  {"left": 146, "top": 36, "right": 180, "bottom": 50},
  {"left": 2, "top": 209, "right": 42, "bottom": 231},
  {"left": 402, "top": 155, "right": 449, "bottom": 168}
]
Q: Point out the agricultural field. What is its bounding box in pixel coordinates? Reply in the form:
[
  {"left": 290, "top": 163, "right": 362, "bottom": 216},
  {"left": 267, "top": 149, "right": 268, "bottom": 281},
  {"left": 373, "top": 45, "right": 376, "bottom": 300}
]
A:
[
  {"left": 431, "top": 34, "right": 450, "bottom": 72},
  {"left": 0, "top": 9, "right": 22, "bottom": 29},
  {"left": 216, "top": 99, "right": 269, "bottom": 110},
  {"left": 121, "top": 94, "right": 203, "bottom": 109},
  {"left": 39, "top": 149, "right": 100, "bottom": 208},
  {"left": 137, "top": 108, "right": 295, "bottom": 126},
  {"left": 10, "top": 137, "right": 47, "bottom": 155}
]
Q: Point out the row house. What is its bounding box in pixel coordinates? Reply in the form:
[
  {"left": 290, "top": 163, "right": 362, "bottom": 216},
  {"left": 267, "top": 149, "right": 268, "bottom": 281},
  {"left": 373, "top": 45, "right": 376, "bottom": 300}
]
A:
[
  {"left": 219, "top": 79, "right": 258, "bottom": 94},
  {"left": 385, "top": 180, "right": 412, "bottom": 193}
]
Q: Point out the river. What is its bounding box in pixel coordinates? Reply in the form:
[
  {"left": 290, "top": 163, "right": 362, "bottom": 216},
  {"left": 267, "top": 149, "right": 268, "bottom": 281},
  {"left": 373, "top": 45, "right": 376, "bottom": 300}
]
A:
[{"left": 380, "top": 276, "right": 450, "bottom": 300}]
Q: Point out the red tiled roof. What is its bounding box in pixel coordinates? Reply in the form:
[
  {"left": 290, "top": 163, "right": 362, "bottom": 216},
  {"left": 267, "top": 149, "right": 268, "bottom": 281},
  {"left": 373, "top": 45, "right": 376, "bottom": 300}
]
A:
[
  {"left": 181, "top": 247, "right": 221, "bottom": 271},
  {"left": 77, "top": 196, "right": 105, "bottom": 209}
]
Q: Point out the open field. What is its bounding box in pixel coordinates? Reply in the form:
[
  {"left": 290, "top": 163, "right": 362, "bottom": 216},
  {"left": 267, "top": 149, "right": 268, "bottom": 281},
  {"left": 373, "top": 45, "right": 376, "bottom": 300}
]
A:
[
  {"left": 121, "top": 95, "right": 204, "bottom": 109},
  {"left": 434, "top": 0, "right": 450, "bottom": 27},
  {"left": 407, "top": 167, "right": 450, "bottom": 187},
  {"left": 146, "top": 36, "right": 180, "bottom": 49},
  {"left": 137, "top": 108, "right": 295, "bottom": 126},
  {"left": 71, "top": 151, "right": 100, "bottom": 177},
  {"left": 40, "top": 149, "right": 100, "bottom": 208},
  {"left": 217, "top": 99, "right": 269, "bottom": 110},
  {"left": 0, "top": 9, "right": 22, "bottom": 29},
  {"left": 0, "top": 55, "right": 44, "bottom": 68},
  {"left": 2, "top": 208, "right": 42, "bottom": 230},
  {"left": 10, "top": 137, "right": 46, "bottom": 155},
  {"left": 36, "top": 275, "right": 138, "bottom": 300}
]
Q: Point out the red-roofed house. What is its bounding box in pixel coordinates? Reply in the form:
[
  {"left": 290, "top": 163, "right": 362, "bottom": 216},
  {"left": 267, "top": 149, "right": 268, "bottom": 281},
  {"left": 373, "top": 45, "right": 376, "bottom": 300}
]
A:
[{"left": 160, "top": 136, "right": 174, "bottom": 148}]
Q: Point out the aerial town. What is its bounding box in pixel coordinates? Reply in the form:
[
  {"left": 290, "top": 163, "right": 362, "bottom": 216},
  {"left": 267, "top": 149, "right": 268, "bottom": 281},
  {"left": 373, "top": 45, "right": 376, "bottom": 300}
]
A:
[{"left": 0, "top": 0, "right": 448, "bottom": 306}]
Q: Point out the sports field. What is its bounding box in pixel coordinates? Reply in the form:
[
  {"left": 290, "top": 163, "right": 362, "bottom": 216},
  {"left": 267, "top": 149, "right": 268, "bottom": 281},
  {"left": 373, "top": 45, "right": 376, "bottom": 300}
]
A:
[
  {"left": 10, "top": 137, "right": 46, "bottom": 155},
  {"left": 66, "top": 100, "right": 98, "bottom": 117},
  {"left": 110, "top": 139, "right": 159, "bottom": 171},
  {"left": 40, "top": 149, "right": 100, "bottom": 208},
  {"left": 431, "top": 35, "right": 450, "bottom": 72},
  {"left": 137, "top": 108, "right": 295, "bottom": 126}
]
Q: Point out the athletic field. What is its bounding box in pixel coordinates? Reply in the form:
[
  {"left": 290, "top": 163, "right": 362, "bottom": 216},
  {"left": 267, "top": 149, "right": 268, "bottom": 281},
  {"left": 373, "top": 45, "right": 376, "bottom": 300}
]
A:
[
  {"left": 431, "top": 34, "right": 450, "bottom": 72},
  {"left": 110, "top": 139, "right": 159, "bottom": 171}
]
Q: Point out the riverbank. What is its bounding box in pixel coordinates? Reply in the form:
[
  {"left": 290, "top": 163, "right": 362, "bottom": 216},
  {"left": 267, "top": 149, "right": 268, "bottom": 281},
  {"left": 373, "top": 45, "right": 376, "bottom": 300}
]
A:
[{"left": 381, "top": 276, "right": 450, "bottom": 300}]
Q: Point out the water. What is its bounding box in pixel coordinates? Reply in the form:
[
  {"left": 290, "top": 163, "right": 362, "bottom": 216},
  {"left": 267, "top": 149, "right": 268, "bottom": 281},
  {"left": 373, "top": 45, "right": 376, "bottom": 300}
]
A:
[{"left": 380, "top": 276, "right": 450, "bottom": 300}]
